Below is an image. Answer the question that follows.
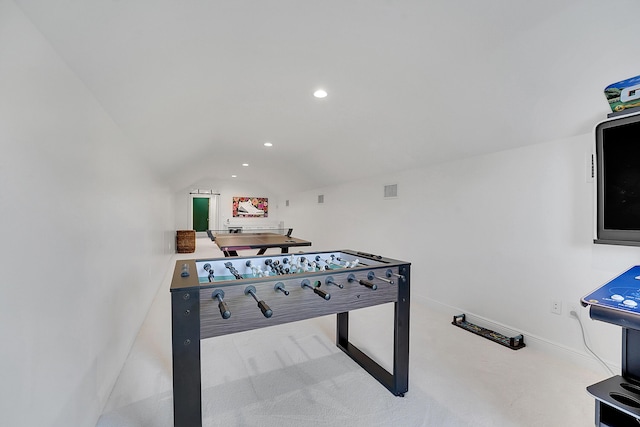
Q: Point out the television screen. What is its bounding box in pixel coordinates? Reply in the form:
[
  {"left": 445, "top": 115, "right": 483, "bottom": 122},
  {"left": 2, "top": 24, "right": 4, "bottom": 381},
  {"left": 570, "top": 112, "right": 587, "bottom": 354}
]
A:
[{"left": 595, "top": 112, "right": 640, "bottom": 245}]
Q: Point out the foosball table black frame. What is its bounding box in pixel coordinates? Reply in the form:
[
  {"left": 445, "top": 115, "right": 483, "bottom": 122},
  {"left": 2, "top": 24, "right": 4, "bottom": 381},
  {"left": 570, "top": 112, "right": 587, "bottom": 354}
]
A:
[{"left": 169, "top": 249, "right": 410, "bottom": 427}]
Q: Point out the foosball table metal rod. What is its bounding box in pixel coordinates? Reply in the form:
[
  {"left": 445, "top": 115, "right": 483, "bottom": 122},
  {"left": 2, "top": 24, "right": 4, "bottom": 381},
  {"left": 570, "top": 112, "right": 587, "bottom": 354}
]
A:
[
  {"left": 211, "top": 289, "right": 231, "bottom": 319},
  {"left": 244, "top": 285, "right": 273, "bottom": 318},
  {"left": 301, "top": 279, "right": 330, "bottom": 300}
]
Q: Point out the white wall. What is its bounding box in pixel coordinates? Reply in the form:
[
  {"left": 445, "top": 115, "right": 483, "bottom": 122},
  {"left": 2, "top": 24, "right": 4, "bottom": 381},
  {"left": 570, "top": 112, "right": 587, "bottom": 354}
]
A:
[
  {"left": 0, "top": 2, "right": 174, "bottom": 426},
  {"left": 174, "top": 179, "right": 282, "bottom": 231},
  {"left": 281, "top": 133, "right": 640, "bottom": 368}
]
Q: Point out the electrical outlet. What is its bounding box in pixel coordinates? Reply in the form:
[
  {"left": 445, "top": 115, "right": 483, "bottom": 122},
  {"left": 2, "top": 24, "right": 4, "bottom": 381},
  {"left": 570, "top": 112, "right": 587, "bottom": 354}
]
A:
[{"left": 551, "top": 300, "right": 562, "bottom": 315}]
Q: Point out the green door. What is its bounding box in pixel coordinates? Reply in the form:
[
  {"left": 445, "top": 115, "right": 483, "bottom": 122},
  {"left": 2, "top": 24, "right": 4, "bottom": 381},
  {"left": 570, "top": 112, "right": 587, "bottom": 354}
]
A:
[{"left": 193, "top": 198, "right": 209, "bottom": 232}]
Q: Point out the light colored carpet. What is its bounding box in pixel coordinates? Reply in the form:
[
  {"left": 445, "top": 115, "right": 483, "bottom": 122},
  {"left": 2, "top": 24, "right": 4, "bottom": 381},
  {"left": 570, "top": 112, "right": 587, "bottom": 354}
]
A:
[{"left": 97, "top": 240, "right": 606, "bottom": 426}]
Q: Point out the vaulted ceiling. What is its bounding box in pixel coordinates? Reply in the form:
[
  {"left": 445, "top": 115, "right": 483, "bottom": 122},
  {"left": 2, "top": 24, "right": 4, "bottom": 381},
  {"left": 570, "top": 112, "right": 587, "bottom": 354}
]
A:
[{"left": 14, "top": 0, "right": 640, "bottom": 195}]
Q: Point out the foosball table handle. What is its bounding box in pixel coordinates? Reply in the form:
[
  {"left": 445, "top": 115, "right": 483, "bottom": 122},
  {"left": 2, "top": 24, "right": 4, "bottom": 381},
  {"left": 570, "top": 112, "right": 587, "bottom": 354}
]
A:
[
  {"left": 348, "top": 273, "right": 377, "bottom": 290},
  {"left": 212, "top": 289, "right": 231, "bottom": 319},
  {"left": 301, "top": 279, "right": 331, "bottom": 300},
  {"left": 245, "top": 285, "right": 274, "bottom": 318}
]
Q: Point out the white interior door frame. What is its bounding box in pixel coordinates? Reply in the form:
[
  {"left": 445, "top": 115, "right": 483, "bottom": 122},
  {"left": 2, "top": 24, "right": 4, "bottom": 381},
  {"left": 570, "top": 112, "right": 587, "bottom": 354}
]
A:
[{"left": 188, "top": 192, "right": 220, "bottom": 232}]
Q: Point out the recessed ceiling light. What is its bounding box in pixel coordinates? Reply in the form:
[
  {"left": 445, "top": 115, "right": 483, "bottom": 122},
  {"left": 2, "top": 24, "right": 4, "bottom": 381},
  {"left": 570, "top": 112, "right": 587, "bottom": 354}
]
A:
[
  {"left": 264, "top": 142, "right": 273, "bottom": 147},
  {"left": 314, "top": 89, "right": 328, "bottom": 98},
  {"left": 231, "top": 175, "right": 237, "bottom": 178},
  {"left": 242, "top": 163, "right": 249, "bottom": 167}
]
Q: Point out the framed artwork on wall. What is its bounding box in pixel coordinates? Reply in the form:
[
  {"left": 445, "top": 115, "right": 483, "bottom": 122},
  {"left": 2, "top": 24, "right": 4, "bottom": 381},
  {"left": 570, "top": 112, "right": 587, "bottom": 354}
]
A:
[{"left": 233, "top": 197, "right": 268, "bottom": 217}]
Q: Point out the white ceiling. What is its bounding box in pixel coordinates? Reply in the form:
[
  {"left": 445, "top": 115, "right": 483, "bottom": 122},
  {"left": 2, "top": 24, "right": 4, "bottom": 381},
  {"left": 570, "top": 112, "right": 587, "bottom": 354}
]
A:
[{"left": 14, "top": 0, "right": 640, "bottom": 195}]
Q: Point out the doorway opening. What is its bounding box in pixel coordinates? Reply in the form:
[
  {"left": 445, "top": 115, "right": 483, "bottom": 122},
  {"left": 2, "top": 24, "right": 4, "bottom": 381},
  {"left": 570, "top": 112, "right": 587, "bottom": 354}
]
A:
[{"left": 189, "top": 191, "right": 220, "bottom": 233}]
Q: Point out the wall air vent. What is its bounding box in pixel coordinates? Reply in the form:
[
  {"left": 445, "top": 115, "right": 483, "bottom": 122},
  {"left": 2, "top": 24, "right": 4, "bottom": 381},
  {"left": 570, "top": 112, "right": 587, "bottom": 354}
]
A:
[{"left": 384, "top": 184, "right": 398, "bottom": 198}]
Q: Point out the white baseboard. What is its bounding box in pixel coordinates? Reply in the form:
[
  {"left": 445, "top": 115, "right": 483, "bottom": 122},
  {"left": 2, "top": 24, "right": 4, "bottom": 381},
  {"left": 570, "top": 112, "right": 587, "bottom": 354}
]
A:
[{"left": 412, "top": 294, "right": 620, "bottom": 375}]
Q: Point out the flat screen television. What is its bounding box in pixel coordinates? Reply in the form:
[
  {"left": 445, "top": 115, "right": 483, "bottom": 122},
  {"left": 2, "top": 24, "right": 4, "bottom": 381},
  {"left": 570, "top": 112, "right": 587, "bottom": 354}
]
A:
[{"left": 595, "top": 111, "right": 640, "bottom": 245}]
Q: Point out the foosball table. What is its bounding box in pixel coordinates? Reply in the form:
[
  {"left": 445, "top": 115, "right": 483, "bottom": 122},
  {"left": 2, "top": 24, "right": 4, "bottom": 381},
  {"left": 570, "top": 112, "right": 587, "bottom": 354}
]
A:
[{"left": 170, "top": 249, "right": 411, "bottom": 427}]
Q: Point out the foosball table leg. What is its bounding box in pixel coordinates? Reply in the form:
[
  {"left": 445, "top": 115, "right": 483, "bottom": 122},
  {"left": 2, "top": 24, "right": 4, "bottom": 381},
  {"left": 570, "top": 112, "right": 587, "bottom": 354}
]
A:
[
  {"left": 171, "top": 289, "right": 202, "bottom": 427},
  {"left": 336, "top": 312, "right": 349, "bottom": 348},
  {"left": 335, "top": 263, "right": 410, "bottom": 397},
  {"left": 393, "top": 265, "right": 410, "bottom": 396}
]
